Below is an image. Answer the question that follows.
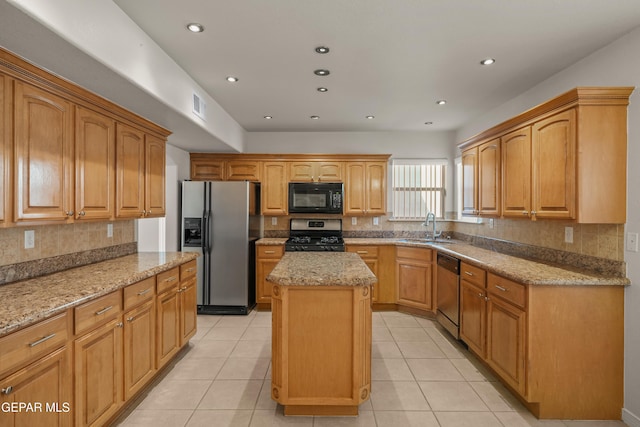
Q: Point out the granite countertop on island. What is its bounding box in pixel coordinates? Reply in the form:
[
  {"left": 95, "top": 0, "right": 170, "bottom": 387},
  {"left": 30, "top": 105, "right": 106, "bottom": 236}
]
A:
[
  {"left": 0, "top": 252, "right": 199, "bottom": 337},
  {"left": 267, "top": 252, "right": 377, "bottom": 287}
]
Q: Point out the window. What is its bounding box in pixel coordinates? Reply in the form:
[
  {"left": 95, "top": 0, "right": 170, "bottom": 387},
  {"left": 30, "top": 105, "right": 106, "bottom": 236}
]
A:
[{"left": 391, "top": 159, "right": 446, "bottom": 220}]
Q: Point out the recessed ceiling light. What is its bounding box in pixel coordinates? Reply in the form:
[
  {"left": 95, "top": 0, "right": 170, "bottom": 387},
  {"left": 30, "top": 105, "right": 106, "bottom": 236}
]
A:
[
  {"left": 315, "top": 46, "right": 330, "bottom": 54},
  {"left": 317, "top": 87, "right": 328, "bottom": 92},
  {"left": 436, "top": 100, "right": 447, "bottom": 105},
  {"left": 480, "top": 58, "right": 496, "bottom": 65},
  {"left": 310, "top": 115, "right": 320, "bottom": 120},
  {"left": 263, "top": 116, "right": 272, "bottom": 120},
  {"left": 366, "top": 115, "right": 375, "bottom": 120},
  {"left": 226, "top": 76, "right": 239, "bottom": 83},
  {"left": 186, "top": 23, "right": 204, "bottom": 33},
  {"left": 314, "top": 69, "right": 330, "bottom": 76},
  {"left": 424, "top": 121, "right": 433, "bottom": 125}
]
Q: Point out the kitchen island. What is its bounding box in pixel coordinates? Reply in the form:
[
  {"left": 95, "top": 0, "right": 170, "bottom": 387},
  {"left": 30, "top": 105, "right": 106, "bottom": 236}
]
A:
[{"left": 267, "top": 252, "right": 376, "bottom": 416}]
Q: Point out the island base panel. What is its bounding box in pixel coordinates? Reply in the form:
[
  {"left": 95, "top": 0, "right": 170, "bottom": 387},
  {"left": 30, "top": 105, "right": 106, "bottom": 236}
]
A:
[{"left": 284, "top": 405, "right": 358, "bottom": 416}]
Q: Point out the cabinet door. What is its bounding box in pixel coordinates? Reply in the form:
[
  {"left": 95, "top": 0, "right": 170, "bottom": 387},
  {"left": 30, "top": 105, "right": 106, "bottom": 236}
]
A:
[
  {"left": 502, "top": 127, "right": 531, "bottom": 218},
  {"left": 156, "top": 288, "right": 180, "bottom": 369},
  {"left": 396, "top": 249, "right": 433, "bottom": 311},
  {"left": 531, "top": 109, "right": 575, "bottom": 220},
  {"left": 486, "top": 297, "right": 526, "bottom": 396},
  {"left": 179, "top": 277, "right": 198, "bottom": 344},
  {"left": 460, "top": 280, "right": 486, "bottom": 357},
  {"left": 317, "top": 161, "right": 343, "bottom": 182},
  {"left": 366, "top": 162, "right": 386, "bottom": 215},
  {"left": 478, "top": 138, "right": 500, "bottom": 216},
  {"left": 0, "top": 75, "right": 10, "bottom": 226},
  {"left": 190, "top": 158, "right": 225, "bottom": 180},
  {"left": 123, "top": 300, "right": 156, "bottom": 401},
  {"left": 344, "top": 162, "right": 366, "bottom": 215},
  {"left": 461, "top": 148, "right": 478, "bottom": 216},
  {"left": 144, "top": 135, "right": 165, "bottom": 217},
  {"left": 261, "top": 162, "right": 288, "bottom": 215},
  {"left": 75, "top": 107, "right": 115, "bottom": 220},
  {"left": 0, "top": 346, "right": 72, "bottom": 427},
  {"left": 288, "top": 162, "right": 315, "bottom": 182},
  {"left": 14, "top": 82, "right": 74, "bottom": 222},
  {"left": 256, "top": 246, "right": 283, "bottom": 306},
  {"left": 346, "top": 246, "right": 379, "bottom": 302},
  {"left": 74, "top": 318, "right": 123, "bottom": 427},
  {"left": 115, "top": 124, "right": 145, "bottom": 218},
  {"left": 226, "top": 160, "right": 260, "bottom": 181}
]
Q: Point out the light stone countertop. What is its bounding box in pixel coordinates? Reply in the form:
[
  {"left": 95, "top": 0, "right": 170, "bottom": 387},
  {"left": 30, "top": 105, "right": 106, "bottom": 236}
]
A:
[
  {"left": 0, "top": 252, "right": 199, "bottom": 338},
  {"left": 267, "top": 252, "right": 377, "bottom": 287},
  {"left": 256, "top": 238, "right": 288, "bottom": 245},
  {"left": 256, "top": 237, "right": 629, "bottom": 287}
]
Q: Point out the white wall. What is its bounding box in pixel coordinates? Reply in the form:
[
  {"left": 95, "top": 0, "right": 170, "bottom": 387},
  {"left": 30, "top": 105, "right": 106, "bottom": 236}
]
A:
[{"left": 456, "top": 27, "right": 640, "bottom": 425}]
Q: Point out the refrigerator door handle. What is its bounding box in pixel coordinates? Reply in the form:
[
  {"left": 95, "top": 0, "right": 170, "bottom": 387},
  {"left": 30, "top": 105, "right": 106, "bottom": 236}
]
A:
[{"left": 207, "top": 210, "right": 214, "bottom": 253}]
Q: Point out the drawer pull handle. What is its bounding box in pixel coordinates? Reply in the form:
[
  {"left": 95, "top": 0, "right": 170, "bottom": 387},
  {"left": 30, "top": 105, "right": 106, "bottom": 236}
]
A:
[
  {"left": 1, "top": 386, "right": 13, "bottom": 395},
  {"left": 495, "top": 285, "right": 508, "bottom": 292},
  {"left": 95, "top": 306, "right": 113, "bottom": 316},
  {"left": 166, "top": 276, "right": 177, "bottom": 282},
  {"left": 127, "top": 317, "right": 135, "bottom": 323},
  {"left": 356, "top": 251, "right": 368, "bottom": 254},
  {"left": 137, "top": 288, "right": 151, "bottom": 296},
  {"left": 464, "top": 271, "right": 474, "bottom": 276},
  {"left": 186, "top": 268, "right": 196, "bottom": 272},
  {"left": 29, "top": 333, "right": 56, "bottom": 348},
  {"left": 478, "top": 292, "right": 484, "bottom": 298},
  {"left": 264, "top": 250, "right": 275, "bottom": 254}
]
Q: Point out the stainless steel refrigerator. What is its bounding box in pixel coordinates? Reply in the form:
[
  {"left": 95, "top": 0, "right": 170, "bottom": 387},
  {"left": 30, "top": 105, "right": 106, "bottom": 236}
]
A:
[{"left": 180, "top": 181, "right": 263, "bottom": 315}]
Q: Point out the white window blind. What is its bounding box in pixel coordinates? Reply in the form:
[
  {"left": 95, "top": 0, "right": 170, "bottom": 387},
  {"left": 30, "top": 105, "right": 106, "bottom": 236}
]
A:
[{"left": 392, "top": 159, "right": 446, "bottom": 220}]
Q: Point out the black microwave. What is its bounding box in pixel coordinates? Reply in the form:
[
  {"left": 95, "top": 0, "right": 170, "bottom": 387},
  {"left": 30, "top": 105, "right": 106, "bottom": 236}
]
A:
[{"left": 288, "top": 182, "right": 343, "bottom": 214}]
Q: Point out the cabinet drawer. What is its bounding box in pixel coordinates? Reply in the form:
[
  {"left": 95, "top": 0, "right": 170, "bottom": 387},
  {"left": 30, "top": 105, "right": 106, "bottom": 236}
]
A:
[
  {"left": 124, "top": 277, "right": 156, "bottom": 310},
  {"left": 74, "top": 291, "right": 122, "bottom": 335},
  {"left": 0, "top": 312, "right": 69, "bottom": 376},
  {"left": 461, "top": 262, "right": 486, "bottom": 288},
  {"left": 347, "top": 245, "right": 378, "bottom": 258},
  {"left": 487, "top": 273, "right": 526, "bottom": 308},
  {"left": 257, "top": 245, "right": 284, "bottom": 258},
  {"left": 180, "top": 260, "right": 197, "bottom": 281},
  {"left": 396, "top": 246, "right": 433, "bottom": 262},
  {"left": 157, "top": 267, "right": 180, "bottom": 293}
]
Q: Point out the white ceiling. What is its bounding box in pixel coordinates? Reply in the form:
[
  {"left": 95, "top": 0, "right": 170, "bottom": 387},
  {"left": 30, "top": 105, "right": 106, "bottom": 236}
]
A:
[{"left": 114, "top": 0, "right": 640, "bottom": 133}]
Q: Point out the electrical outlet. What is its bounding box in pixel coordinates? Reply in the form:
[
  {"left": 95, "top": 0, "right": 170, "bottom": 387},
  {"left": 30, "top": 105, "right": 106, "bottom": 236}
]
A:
[
  {"left": 352, "top": 217, "right": 357, "bottom": 225},
  {"left": 626, "top": 232, "right": 639, "bottom": 252},
  {"left": 107, "top": 223, "right": 113, "bottom": 238},
  {"left": 373, "top": 217, "right": 379, "bottom": 226},
  {"left": 271, "top": 217, "right": 278, "bottom": 226},
  {"left": 489, "top": 218, "right": 494, "bottom": 229},
  {"left": 24, "top": 230, "right": 35, "bottom": 249},
  {"left": 565, "top": 226, "right": 574, "bottom": 244}
]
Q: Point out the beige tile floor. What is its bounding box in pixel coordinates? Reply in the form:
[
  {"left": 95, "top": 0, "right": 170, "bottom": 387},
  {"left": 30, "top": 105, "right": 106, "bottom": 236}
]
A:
[{"left": 116, "top": 310, "right": 628, "bottom": 427}]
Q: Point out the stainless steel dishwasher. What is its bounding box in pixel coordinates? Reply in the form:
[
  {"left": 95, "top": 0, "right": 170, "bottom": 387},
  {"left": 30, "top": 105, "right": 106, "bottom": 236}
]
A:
[{"left": 436, "top": 252, "right": 461, "bottom": 339}]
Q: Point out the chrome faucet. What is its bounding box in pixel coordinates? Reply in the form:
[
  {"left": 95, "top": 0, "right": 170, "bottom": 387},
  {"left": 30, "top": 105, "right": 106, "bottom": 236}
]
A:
[{"left": 422, "top": 212, "right": 441, "bottom": 240}]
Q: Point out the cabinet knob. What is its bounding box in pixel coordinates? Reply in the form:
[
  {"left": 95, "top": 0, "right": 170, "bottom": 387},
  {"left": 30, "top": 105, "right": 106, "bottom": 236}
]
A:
[
  {"left": 127, "top": 317, "right": 134, "bottom": 323},
  {"left": 66, "top": 210, "right": 74, "bottom": 216},
  {"left": 1, "top": 386, "right": 13, "bottom": 395},
  {"left": 79, "top": 210, "right": 86, "bottom": 216},
  {"left": 116, "top": 322, "right": 124, "bottom": 328},
  {"left": 148, "top": 209, "right": 152, "bottom": 215},
  {"left": 142, "top": 210, "right": 147, "bottom": 216},
  {"left": 531, "top": 210, "right": 537, "bottom": 216}
]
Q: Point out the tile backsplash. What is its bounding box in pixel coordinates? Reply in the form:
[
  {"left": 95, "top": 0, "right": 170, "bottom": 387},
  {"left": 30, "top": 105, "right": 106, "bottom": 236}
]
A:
[{"left": 0, "top": 221, "right": 136, "bottom": 267}]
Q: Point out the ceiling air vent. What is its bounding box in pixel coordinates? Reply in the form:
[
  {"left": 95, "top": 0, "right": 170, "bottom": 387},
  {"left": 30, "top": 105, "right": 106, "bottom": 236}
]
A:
[{"left": 192, "top": 93, "right": 206, "bottom": 121}]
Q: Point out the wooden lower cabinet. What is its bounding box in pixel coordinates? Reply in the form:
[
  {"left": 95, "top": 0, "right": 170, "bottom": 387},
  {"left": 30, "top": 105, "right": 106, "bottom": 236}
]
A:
[
  {"left": 346, "top": 245, "right": 396, "bottom": 307},
  {"left": 0, "top": 346, "right": 72, "bottom": 427},
  {"left": 459, "top": 280, "right": 487, "bottom": 357},
  {"left": 396, "top": 247, "right": 434, "bottom": 312},
  {"left": 123, "top": 300, "right": 156, "bottom": 401},
  {"left": 74, "top": 317, "right": 123, "bottom": 427},
  {"left": 179, "top": 277, "right": 198, "bottom": 344},
  {"left": 156, "top": 287, "right": 180, "bottom": 369},
  {"left": 256, "top": 245, "right": 285, "bottom": 309}
]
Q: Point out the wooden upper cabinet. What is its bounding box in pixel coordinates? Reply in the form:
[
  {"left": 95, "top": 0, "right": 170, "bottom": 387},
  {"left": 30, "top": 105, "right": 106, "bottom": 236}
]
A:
[
  {"left": 478, "top": 138, "right": 501, "bottom": 216},
  {"left": 226, "top": 160, "right": 260, "bottom": 181},
  {"left": 75, "top": 107, "right": 116, "bottom": 221},
  {"left": 14, "top": 82, "right": 74, "bottom": 223},
  {"left": 531, "top": 109, "right": 575, "bottom": 220},
  {"left": 145, "top": 135, "right": 166, "bottom": 217},
  {"left": 262, "top": 162, "right": 288, "bottom": 215},
  {"left": 345, "top": 161, "right": 386, "bottom": 216},
  {"left": 0, "top": 75, "right": 9, "bottom": 226},
  {"left": 190, "top": 156, "right": 224, "bottom": 180},
  {"left": 461, "top": 148, "right": 478, "bottom": 216},
  {"left": 288, "top": 161, "right": 343, "bottom": 182},
  {"left": 116, "top": 124, "right": 145, "bottom": 218},
  {"left": 502, "top": 127, "right": 532, "bottom": 218}
]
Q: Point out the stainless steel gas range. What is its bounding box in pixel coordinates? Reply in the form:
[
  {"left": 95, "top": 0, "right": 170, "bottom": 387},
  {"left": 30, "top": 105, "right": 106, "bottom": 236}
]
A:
[{"left": 284, "top": 218, "right": 345, "bottom": 252}]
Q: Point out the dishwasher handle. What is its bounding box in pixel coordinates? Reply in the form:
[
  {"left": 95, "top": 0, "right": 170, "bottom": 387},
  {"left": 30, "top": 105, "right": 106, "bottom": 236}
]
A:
[{"left": 437, "top": 252, "right": 460, "bottom": 275}]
